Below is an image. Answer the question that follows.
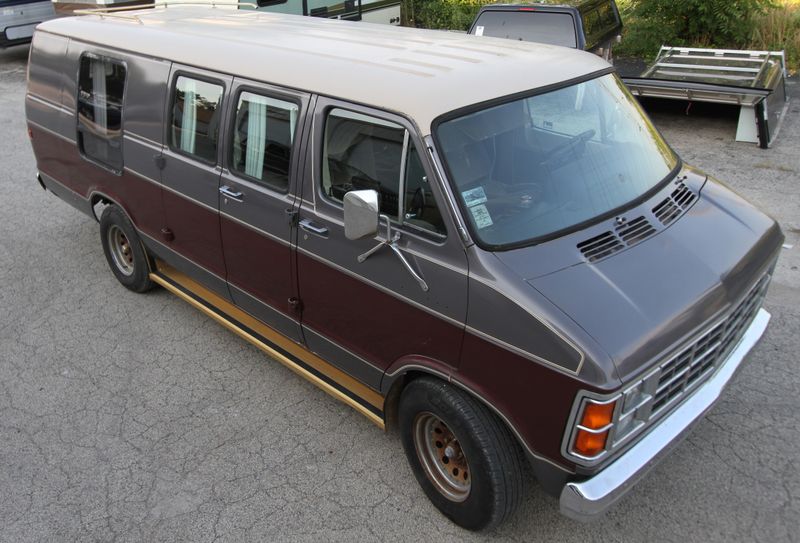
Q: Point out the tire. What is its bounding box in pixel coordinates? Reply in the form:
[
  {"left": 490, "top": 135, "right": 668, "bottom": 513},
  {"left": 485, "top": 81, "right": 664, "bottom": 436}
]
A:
[
  {"left": 99, "top": 205, "right": 155, "bottom": 293},
  {"left": 398, "top": 377, "right": 524, "bottom": 531}
]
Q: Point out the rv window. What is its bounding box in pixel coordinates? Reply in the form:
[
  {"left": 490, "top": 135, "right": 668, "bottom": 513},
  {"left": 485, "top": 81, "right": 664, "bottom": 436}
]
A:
[
  {"left": 170, "top": 76, "right": 224, "bottom": 163},
  {"left": 231, "top": 91, "right": 298, "bottom": 191},
  {"left": 77, "top": 55, "right": 126, "bottom": 172},
  {"left": 322, "top": 109, "right": 445, "bottom": 235}
]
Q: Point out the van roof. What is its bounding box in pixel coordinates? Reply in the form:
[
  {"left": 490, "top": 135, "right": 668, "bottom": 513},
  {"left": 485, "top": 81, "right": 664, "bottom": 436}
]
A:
[{"left": 38, "top": 6, "right": 609, "bottom": 132}]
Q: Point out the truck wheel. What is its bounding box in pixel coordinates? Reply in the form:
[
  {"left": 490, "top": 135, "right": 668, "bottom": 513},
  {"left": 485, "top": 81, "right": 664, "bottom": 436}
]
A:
[
  {"left": 398, "top": 377, "right": 523, "bottom": 531},
  {"left": 99, "top": 205, "right": 154, "bottom": 293}
]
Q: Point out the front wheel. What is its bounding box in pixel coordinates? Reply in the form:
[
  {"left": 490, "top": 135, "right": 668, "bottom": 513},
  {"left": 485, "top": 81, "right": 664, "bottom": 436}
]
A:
[
  {"left": 398, "top": 378, "right": 524, "bottom": 531},
  {"left": 99, "top": 205, "right": 154, "bottom": 293}
]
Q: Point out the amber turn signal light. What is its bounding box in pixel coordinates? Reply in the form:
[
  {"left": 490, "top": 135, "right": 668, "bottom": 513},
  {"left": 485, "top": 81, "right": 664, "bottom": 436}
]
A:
[
  {"left": 572, "top": 400, "right": 616, "bottom": 458},
  {"left": 581, "top": 401, "right": 615, "bottom": 430},
  {"left": 574, "top": 429, "right": 609, "bottom": 457}
]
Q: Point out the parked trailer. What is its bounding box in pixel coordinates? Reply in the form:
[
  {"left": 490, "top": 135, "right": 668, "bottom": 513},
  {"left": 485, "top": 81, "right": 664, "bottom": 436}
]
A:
[{"left": 622, "top": 46, "right": 789, "bottom": 149}]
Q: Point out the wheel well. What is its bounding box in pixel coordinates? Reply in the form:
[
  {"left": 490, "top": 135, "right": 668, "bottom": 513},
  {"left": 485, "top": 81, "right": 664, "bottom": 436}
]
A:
[
  {"left": 90, "top": 193, "right": 112, "bottom": 222},
  {"left": 384, "top": 371, "right": 523, "bottom": 448}
]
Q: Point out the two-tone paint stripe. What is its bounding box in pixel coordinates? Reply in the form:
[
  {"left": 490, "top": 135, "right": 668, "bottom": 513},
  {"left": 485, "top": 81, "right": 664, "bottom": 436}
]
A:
[{"left": 150, "top": 261, "right": 385, "bottom": 429}]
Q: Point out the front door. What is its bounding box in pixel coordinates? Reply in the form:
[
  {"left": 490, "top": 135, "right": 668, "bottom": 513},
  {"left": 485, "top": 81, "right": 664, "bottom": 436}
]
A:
[
  {"left": 295, "top": 99, "right": 469, "bottom": 390},
  {"left": 218, "top": 79, "right": 310, "bottom": 343},
  {"left": 160, "top": 65, "right": 232, "bottom": 296}
]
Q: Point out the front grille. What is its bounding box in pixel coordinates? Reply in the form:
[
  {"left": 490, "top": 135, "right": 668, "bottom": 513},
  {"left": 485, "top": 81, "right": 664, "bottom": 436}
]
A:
[{"left": 651, "top": 273, "right": 771, "bottom": 413}]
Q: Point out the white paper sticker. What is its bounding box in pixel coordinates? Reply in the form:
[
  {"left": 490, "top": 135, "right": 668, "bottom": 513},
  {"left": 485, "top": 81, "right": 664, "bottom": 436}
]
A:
[
  {"left": 470, "top": 204, "right": 494, "bottom": 229},
  {"left": 462, "top": 186, "right": 487, "bottom": 207},
  {"left": 475, "top": 25, "right": 485, "bottom": 36}
]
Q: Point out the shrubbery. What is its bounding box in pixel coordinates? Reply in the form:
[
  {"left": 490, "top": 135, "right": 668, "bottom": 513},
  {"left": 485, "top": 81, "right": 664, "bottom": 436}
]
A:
[{"left": 401, "top": 0, "right": 494, "bottom": 30}]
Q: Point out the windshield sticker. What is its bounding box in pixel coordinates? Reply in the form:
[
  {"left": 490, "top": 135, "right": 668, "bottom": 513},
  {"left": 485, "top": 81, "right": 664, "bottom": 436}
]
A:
[
  {"left": 470, "top": 204, "right": 494, "bottom": 229},
  {"left": 475, "top": 25, "right": 485, "bottom": 36},
  {"left": 462, "top": 186, "right": 488, "bottom": 207}
]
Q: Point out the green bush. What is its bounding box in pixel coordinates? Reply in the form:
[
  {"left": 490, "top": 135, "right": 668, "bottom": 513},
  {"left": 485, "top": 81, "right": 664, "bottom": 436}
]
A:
[
  {"left": 617, "top": 0, "right": 775, "bottom": 59},
  {"left": 402, "top": 0, "right": 494, "bottom": 30}
]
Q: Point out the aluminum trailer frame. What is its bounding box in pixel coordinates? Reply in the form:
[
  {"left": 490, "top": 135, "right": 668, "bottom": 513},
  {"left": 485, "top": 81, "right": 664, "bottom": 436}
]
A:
[{"left": 622, "top": 46, "right": 789, "bottom": 149}]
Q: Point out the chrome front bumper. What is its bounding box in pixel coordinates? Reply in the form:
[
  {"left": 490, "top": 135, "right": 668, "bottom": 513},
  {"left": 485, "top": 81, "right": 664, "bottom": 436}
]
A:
[{"left": 560, "top": 308, "right": 771, "bottom": 521}]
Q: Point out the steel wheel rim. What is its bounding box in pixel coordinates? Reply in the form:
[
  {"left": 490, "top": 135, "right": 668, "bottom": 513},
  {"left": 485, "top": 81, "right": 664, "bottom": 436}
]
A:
[
  {"left": 107, "top": 225, "right": 135, "bottom": 277},
  {"left": 413, "top": 412, "right": 471, "bottom": 502}
]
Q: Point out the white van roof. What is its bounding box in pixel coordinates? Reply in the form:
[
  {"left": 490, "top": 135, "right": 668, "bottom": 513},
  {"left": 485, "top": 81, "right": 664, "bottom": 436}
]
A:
[{"left": 38, "top": 6, "right": 610, "bottom": 132}]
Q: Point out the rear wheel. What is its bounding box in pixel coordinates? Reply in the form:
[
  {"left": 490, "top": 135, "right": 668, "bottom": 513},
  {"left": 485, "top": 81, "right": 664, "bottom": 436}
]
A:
[
  {"left": 398, "top": 377, "right": 524, "bottom": 531},
  {"left": 99, "top": 205, "right": 154, "bottom": 293}
]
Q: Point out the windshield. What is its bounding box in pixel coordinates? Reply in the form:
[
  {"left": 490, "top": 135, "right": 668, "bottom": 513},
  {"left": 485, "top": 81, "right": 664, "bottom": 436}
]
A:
[
  {"left": 473, "top": 11, "right": 578, "bottom": 48},
  {"left": 436, "top": 74, "right": 678, "bottom": 248}
]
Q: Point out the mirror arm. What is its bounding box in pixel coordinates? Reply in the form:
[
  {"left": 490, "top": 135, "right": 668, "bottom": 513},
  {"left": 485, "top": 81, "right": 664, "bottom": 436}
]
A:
[{"left": 356, "top": 215, "right": 429, "bottom": 292}]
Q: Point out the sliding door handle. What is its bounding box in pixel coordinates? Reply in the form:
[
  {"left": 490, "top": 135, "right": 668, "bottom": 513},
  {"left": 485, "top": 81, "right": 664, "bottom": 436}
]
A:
[
  {"left": 299, "top": 218, "right": 329, "bottom": 238},
  {"left": 219, "top": 185, "right": 244, "bottom": 202}
]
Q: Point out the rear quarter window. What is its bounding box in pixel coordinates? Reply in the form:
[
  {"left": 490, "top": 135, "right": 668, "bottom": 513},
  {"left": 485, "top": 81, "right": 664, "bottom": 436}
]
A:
[{"left": 473, "top": 11, "right": 577, "bottom": 49}]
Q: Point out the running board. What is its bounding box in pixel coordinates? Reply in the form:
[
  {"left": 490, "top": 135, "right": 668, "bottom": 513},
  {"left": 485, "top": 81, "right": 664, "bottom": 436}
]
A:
[{"left": 149, "top": 261, "right": 385, "bottom": 429}]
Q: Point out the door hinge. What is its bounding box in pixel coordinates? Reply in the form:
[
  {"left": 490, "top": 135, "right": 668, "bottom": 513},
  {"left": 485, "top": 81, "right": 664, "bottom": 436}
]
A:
[
  {"left": 154, "top": 155, "right": 166, "bottom": 170},
  {"left": 160, "top": 227, "right": 174, "bottom": 242},
  {"left": 288, "top": 297, "right": 303, "bottom": 315}
]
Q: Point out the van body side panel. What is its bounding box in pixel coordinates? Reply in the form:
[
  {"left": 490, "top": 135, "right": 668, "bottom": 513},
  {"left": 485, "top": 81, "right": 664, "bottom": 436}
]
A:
[{"left": 218, "top": 79, "right": 310, "bottom": 345}]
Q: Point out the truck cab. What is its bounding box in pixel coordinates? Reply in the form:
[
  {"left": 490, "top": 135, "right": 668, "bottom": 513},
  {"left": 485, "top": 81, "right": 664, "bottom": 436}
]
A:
[{"left": 469, "top": 1, "right": 622, "bottom": 60}]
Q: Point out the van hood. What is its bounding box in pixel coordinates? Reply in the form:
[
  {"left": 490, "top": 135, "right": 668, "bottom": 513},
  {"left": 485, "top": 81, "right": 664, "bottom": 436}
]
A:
[{"left": 495, "top": 178, "right": 783, "bottom": 382}]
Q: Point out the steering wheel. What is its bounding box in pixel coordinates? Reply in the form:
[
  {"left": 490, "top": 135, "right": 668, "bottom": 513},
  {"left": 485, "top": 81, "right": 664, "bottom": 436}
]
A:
[{"left": 540, "top": 129, "right": 596, "bottom": 170}]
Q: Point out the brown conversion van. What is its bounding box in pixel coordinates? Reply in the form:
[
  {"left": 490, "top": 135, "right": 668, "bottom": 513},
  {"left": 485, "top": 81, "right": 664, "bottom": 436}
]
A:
[{"left": 26, "top": 6, "right": 783, "bottom": 531}]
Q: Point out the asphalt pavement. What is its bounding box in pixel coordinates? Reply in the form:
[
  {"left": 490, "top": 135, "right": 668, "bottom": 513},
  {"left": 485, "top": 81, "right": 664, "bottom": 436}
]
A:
[{"left": 1, "top": 43, "right": 799, "bottom": 542}]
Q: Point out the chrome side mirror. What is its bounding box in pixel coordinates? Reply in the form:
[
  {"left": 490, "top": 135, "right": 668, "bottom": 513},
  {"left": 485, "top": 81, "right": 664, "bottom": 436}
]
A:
[{"left": 344, "top": 189, "right": 379, "bottom": 240}]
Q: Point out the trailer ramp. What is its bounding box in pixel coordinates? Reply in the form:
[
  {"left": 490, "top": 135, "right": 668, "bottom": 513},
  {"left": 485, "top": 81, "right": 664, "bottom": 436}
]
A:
[{"left": 622, "top": 46, "right": 788, "bottom": 148}]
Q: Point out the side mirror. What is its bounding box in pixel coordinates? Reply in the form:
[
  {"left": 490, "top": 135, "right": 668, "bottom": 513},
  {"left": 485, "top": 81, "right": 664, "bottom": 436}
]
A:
[{"left": 344, "top": 189, "right": 379, "bottom": 240}]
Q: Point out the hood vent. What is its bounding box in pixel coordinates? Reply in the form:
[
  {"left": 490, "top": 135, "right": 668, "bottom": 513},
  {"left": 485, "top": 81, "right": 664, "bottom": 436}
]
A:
[
  {"left": 616, "top": 216, "right": 656, "bottom": 245},
  {"left": 653, "top": 182, "right": 697, "bottom": 226},
  {"left": 577, "top": 231, "right": 624, "bottom": 262},
  {"left": 578, "top": 215, "right": 656, "bottom": 262}
]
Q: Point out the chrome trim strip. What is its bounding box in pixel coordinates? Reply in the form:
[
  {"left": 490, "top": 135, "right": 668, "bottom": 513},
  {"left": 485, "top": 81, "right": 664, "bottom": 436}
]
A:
[
  {"left": 295, "top": 246, "right": 464, "bottom": 328},
  {"left": 220, "top": 210, "right": 290, "bottom": 247},
  {"left": 465, "top": 325, "right": 581, "bottom": 376},
  {"left": 162, "top": 182, "right": 219, "bottom": 214},
  {"left": 27, "top": 119, "right": 74, "bottom": 144},
  {"left": 123, "top": 131, "right": 162, "bottom": 149},
  {"left": 560, "top": 308, "right": 771, "bottom": 521},
  {"left": 26, "top": 93, "right": 71, "bottom": 115},
  {"left": 123, "top": 167, "right": 161, "bottom": 188}
]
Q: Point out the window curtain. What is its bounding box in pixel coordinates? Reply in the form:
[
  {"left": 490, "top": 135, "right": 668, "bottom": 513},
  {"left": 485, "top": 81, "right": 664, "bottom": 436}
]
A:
[
  {"left": 180, "top": 79, "right": 198, "bottom": 154},
  {"left": 245, "top": 96, "right": 268, "bottom": 179},
  {"left": 92, "top": 59, "right": 108, "bottom": 162}
]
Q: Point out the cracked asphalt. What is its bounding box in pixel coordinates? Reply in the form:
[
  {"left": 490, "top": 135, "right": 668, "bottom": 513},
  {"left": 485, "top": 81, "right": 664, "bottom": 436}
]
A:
[{"left": 2, "top": 43, "right": 799, "bottom": 542}]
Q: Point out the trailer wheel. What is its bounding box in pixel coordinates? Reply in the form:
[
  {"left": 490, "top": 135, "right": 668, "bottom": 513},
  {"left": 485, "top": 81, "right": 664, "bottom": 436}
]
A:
[
  {"left": 398, "top": 377, "right": 523, "bottom": 531},
  {"left": 100, "top": 206, "right": 154, "bottom": 293}
]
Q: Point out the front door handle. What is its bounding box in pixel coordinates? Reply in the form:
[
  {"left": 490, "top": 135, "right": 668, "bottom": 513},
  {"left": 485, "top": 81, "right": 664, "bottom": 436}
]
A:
[
  {"left": 219, "top": 185, "right": 244, "bottom": 202},
  {"left": 299, "top": 218, "right": 329, "bottom": 238}
]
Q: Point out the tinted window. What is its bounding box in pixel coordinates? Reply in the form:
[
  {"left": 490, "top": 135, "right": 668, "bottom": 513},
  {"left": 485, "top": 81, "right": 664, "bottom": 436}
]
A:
[
  {"left": 472, "top": 11, "right": 577, "bottom": 48},
  {"left": 170, "top": 76, "right": 223, "bottom": 162},
  {"left": 322, "top": 109, "right": 445, "bottom": 235},
  {"left": 437, "top": 74, "right": 677, "bottom": 248},
  {"left": 231, "top": 91, "right": 298, "bottom": 190},
  {"left": 77, "top": 55, "right": 126, "bottom": 171}
]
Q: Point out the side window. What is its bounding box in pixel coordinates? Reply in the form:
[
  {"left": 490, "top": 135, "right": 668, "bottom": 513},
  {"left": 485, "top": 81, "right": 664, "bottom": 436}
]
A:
[
  {"left": 77, "top": 55, "right": 126, "bottom": 172},
  {"left": 231, "top": 91, "right": 298, "bottom": 190},
  {"left": 322, "top": 109, "right": 446, "bottom": 236},
  {"left": 170, "top": 76, "right": 224, "bottom": 163}
]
